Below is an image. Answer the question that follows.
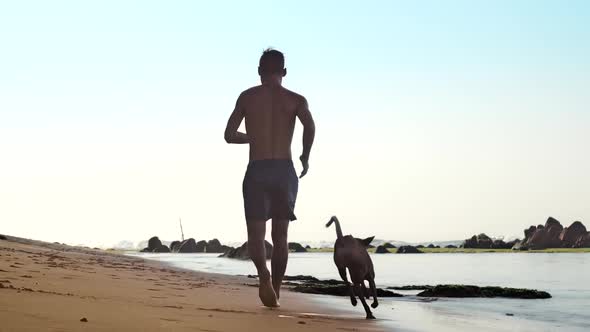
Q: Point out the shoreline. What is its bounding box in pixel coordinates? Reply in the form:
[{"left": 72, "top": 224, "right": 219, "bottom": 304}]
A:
[{"left": 0, "top": 235, "right": 383, "bottom": 331}]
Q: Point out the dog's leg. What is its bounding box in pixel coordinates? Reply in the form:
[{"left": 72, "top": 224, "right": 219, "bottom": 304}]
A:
[
  {"left": 354, "top": 283, "right": 375, "bottom": 320},
  {"left": 368, "top": 278, "right": 379, "bottom": 308},
  {"left": 338, "top": 267, "right": 357, "bottom": 306},
  {"left": 361, "top": 281, "right": 370, "bottom": 299}
]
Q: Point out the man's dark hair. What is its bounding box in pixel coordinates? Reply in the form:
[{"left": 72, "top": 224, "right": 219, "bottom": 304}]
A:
[{"left": 259, "top": 48, "right": 285, "bottom": 75}]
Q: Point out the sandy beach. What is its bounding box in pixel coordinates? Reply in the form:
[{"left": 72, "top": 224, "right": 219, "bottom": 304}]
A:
[{"left": 0, "top": 235, "right": 381, "bottom": 332}]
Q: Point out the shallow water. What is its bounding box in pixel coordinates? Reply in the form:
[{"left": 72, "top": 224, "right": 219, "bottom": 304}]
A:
[{"left": 130, "top": 252, "right": 590, "bottom": 331}]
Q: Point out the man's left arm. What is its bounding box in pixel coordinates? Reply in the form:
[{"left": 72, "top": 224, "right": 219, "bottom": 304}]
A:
[{"left": 224, "top": 94, "right": 249, "bottom": 144}]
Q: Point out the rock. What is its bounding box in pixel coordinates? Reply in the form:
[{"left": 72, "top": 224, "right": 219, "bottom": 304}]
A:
[
  {"left": 80, "top": 317, "right": 88, "bottom": 322},
  {"left": 416, "top": 285, "right": 551, "bottom": 299},
  {"left": 148, "top": 236, "right": 162, "bottom": 250},
  {"left": 445, "top": 245, "right": 457, "bottom": 249},
  {"left": 427, "top": 244, "right": 435, "bottom": 248},
  {"left": 305, "top": 245, "right": 311, "bottom": 249},
  {"left": 526, "top": 217, "right": 564, "bottom": 249},
  {"left": 396, "top": 246, "right": 423, "bottom": 254},
  {"left": 195, "top": 240, "right": 207, "bottom": 252},
  {"left": 574, "top": 232, "right": 590, "bottom": 248},
  {"left": 170, "top": 241, "right": 181, "bottom": 252},
  {"left": 220, "top": 241, "right": 273, "bottom": 260},
  {"left": 288, "top": 242, "right": 307, "bottom": 253},
  {"left": 283, "top": 275, "right": 320, "bottom": 282},
  {"left": 0, "top": 234, "right": 7, "bottom": 240},
  {"left": 462, "top": 233, "right": 493, "bottom": 249},
  {"left": 383, "top": 242, "right": 396, "bottom": 249},
  {"left": 292, "top": 284, "right": 403, "bottom": 298},
  {"left": 374, "top": 245, "right": 390, "bottom": 254},
  {"left": 415, "top": 245, "right": 424, "bottom": 248},
  {"left": 560, "top": 221, "right": 587, "bottom": 248},
  {"left": 491, "top": 240, "right": 512, "bottom": 249},
  {"left": 177, "top": 238, "right": 198, "bottom": 253},
  {"left": 206, "top": 239, "right": 224, "bottom": 253},
  {"left": 152, "top": 244, "right": 170, "bottom": 253},
  {"left": 511, "top": 241, "right": 528, "bottom": 251},
  {"left": 387, "top": 285, "right": 434, "bottom": 290}
]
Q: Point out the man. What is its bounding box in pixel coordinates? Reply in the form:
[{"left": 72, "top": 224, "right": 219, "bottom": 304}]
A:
[{"left": 224, "top": 49, "right": 316, "bottom": 307}]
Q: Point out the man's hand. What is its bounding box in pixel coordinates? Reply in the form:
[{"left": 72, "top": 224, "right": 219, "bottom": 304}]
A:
[{"left": 299, "top": 155, "right": 309, "bottom": 178}]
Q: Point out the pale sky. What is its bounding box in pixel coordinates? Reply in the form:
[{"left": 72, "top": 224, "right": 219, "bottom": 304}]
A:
[{"left": 1, "top": 1, "right": 589, "bottom": 248}]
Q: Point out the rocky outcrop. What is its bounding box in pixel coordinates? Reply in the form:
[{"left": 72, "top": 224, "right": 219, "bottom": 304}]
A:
[
  {"left": 462, "top": 233, "right": 493, "bottom": 249},
  {"left": 288, "top": 242, "right": 307, "bottom": 253},
  {"left": 516, "top": 218, "right": 589, "bottom": 249},
  {"left": 382, "top": 242, "right": 396, "bottom": 249},
  {"left": 396, "top": 246, "right": 423, "bottom": 254},
  {"left": 445, "top": 245, "right": 457, "bottom": 249},
  {"left": 416, "top": 285, "right": 551, "bottom": 299},
  {"left": 220, "top": 241, "right": 273, "bottom": 260},
  {"left": 0, "top": 234, "right": 7, "bottom": 240},
  {"left": 140, "top": 236, "right": 170, "bottom": 253},
  {"left": 575, "top": 233, "right": 590, "bottom": 248},
  {"left": 374, "top": 245, "right": 391, "bottom": 254}
]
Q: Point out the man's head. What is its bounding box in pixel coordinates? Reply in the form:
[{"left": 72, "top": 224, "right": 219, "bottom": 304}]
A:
[{"left": 258, "top": 48, "right": 286, "bottom": 83}]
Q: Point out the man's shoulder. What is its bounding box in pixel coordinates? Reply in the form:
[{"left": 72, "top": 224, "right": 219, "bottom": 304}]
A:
[
  {"left": 237, "top": 86, "right": 258, "bottom": 99},
  {"left": 281, "top": 87, "right": 307, "bottom": 104}
]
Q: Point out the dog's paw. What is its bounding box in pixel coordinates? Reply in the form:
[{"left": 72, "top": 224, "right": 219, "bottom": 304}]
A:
[
  {"left": 371, "top": 301, "right": 379, "bottom": 308},
  {"left": 350, "top": 298, "right": 358, "bottom": 306},
  {"left": 365, "top": 314, "right": 376, "bottom": 320}
]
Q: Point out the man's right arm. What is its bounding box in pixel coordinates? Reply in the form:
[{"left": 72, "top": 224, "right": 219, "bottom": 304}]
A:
[
  {"left": 224, "top": 94, "right": 249, "bottom": 144},
  {"left": 296, "top": 97, "right": 315, "bottom": 178}
]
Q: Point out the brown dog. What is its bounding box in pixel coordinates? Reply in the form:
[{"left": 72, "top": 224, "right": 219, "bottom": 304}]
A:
[{"left": 326, "top": 216, "right": 378, "bottom": 319}]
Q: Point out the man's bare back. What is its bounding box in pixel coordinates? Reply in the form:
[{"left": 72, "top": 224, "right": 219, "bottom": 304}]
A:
[{"left": 227, "top": 85, "right": 313, "bottom": 162}]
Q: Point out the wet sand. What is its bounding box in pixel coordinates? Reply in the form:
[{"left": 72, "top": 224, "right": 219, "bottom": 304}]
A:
[{"left": 0, "top": 235, "right": 381, "bottom": 332}]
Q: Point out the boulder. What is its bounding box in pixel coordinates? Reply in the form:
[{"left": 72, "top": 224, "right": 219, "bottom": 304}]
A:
[
  {"left": 148, "top": 236, "right": 162, "bottom": 250},
  {"left": 396, "top": 245, "right": 423, "bottom": 254},
  {"left": 462, "top": 233, "right": 493, "bottom": 249},
  {"left": 195, "top": 240, "right": 207, "bottom": 252},
  {"left": 383, "top": 242, "right": 396, "bottom": 249},
  {"left": 574, "top": 233, "right": 590, "bottom": 248},
  {"left": 374, "top": 245, "right": 390, "bottom": 254},
  {"left": 560, "top": 221, "right": 587, "bottom": 248},
  {"left": 0, "top": 234, "right": 7, "bottom": 240},
  {"left": 153, "top": 244, "right": 170, "bottom": 253},
  {"left": 416, "top": 245, "right": 424, "bottom": 248},
  {"left": 206, "top": 239, "right": 224, "bottom": 253},
  {"left": 445, "top": 245, "right": 457, "bottom": 249},
  {"left": 305, "top": 245, "right": 311, "bottom": 249},
  {"left": 141, "top": 236, "right": 165, "bottom": 252},
  {"left": 220, "top": 241, "right": 273, "bottom": 260},
  {"left": 177, "top": 238, "right": 198, "bottom": 253},
  {"left": 288, "top": 242, "right": 307, "bottom": 253},
  {"left": 491, "top": 240, "right": 511, "bottom": 249},
  {"left": 170, "top": 241, "right": 181, "bottom": 253}
]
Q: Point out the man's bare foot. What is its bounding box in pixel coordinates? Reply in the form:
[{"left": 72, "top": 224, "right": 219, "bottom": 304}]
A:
[{"left": 259, "top": 278, "right": 279, "bottom": 307}]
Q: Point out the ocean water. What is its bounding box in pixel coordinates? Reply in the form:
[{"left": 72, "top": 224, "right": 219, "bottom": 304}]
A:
[{"left": 130, "top": 252, "right": 590, "bottom": 332}]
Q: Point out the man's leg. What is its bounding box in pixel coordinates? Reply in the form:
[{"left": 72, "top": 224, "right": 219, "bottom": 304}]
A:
[
  {"left": 271, "top": 218, "right": 289, "bottom": 300},
  {"left": 247, "top": 220, "right": 278, "bottom": 307}
]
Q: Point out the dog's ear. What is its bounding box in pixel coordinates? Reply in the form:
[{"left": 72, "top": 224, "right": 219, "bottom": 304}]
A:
[{"left": 360, "top": 236, "right": 375, "bottom": 247}]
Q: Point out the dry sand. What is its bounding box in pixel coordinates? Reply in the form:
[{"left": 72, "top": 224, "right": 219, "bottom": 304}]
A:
[{"left": 0, "top": 235, "right": 382, "bottom": 331}]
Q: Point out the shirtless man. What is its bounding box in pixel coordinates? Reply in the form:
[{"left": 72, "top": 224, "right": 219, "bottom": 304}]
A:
[{"left": 224, "top": 49, "right": 316, "bottom": 307}]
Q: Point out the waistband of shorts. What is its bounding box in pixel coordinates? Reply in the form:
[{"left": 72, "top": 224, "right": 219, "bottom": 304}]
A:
[{"left": 247, "top": 159, "right": 294, "bottom": 167}]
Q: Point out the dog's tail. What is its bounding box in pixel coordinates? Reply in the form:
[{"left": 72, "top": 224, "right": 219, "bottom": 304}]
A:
[{"left": 325, "top": 216, "right": 343, "bottom": 239}]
